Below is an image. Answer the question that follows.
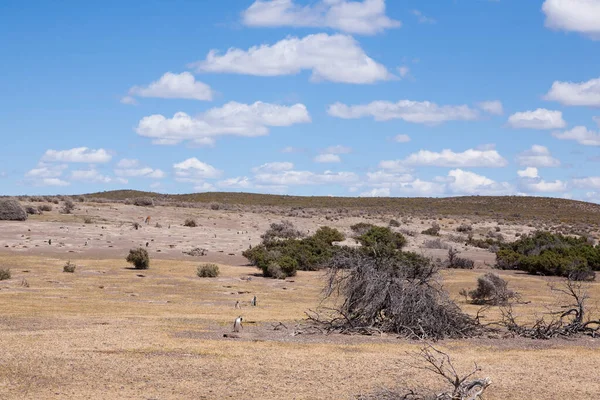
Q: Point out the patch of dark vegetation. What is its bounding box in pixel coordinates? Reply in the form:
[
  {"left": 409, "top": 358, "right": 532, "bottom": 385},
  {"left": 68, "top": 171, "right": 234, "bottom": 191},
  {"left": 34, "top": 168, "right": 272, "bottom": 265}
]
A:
[
  {"left": 350, "top": 222, "right": 376, "bottom": 236},
  {"left": 197, "top": 263, "right": 219, "bottom": 278},
  {"left": 132, "top": 197, "right": 154, "bottom": 207},
  {"left": 243, "top": 222, "right": 344, "bottom": 278},
  {"left": 0, "top": 268, "right": 11, "bottom": 280},
  {"left": 421, "top": 223, "right": 440, "bottom": 236},
  {"left": 445, "top": 248, "right": 475, "bottom": 269},
  {"left": 308, "top": 226, "right": 480, "bottom": 340},
  {"left": 0, "top": 198, "right": 27, "bottom": 221},
  {"left": 83, "top": 216, "right": 93, "bottom": 224},
  {"left": 423, "top": 238, "right": 450, "bottom": 250},
  {"left": 183, "top": 218, "right": 198, "bottom": 227},
  {"left": 126, "top": 248, "right": 150, "bottom": 270},
  {"left": 388, "top": 219, "right": 400, "bottom": 228},
  {"left": 60, "top": 199, "right": 75, "bottom": 214},
  {"left": 495, "top": 231, "right": 599, "bottom": 279},
  {"left": 63, "top": 261, "right": 76, "bottom": 273},
  {"left": 456, "top": 223, "right": 473, "bottom": 233},
  {"left": 460, "top": 273, "right": 517, "bottom": 305},
  {"left": 25, "top": 205, "right": 40, "bottom": 215}
]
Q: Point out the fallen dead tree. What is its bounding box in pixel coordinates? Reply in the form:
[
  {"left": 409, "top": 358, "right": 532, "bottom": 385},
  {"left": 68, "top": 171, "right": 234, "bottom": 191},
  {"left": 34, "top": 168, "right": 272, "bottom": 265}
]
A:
[
  {"left": 358, "top": 345, "right": 491, "bottom": 400},
  {"left": 499, "top": 275, "right": 600, "bottom": 339}
]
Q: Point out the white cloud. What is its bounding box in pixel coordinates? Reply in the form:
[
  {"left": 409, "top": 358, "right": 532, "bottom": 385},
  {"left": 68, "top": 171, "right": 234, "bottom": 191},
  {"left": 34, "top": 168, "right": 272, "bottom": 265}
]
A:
[
  {"left": 136, "top": 101, "right": 311, "bottom": 145},
  {"left": 128, "top": 72, "right": 213, "bottom": 101},
  {"left": 70, "top": 169, "right": 113, "bottom": 183},
  {"left": 254, "top": 170, "right": 359, "bottom": 186},
  {"left": 360, "top": 188, "right": 390, "bottom": 197},
  {"left": 516, "top": 145, "right": 561, "bottom": 167},
  {"left": 194, "top": 182, "right": 216, "bottom": 192},
  {"left": 542, "top": 0, "right": 600, "bottom": 40},
  {"left": 242, "top": 0, "right": 401, "bottom": 35},
  {"left": 42, "top": 147, "right": 112, "bottom": 163},
  {"left": 173, "top": 158, "right": 222, "bottom": 180},
  {"left": 507, "top": 108, "right": 566, "bottom": 130},
  {"left": 517, "top": 167, "right": 539, "bottom": 178},
  {"left": 25, "top": 164, "right": 67, "bottom": 178},
  {"left": 314, "top": 153, "right": 341, "bottom": 163},
  {"left": 325, "top": 145, "right": 352, "bottom": 154},
  {"left": 217, "top": 177, "right": 253, "bottom": 189},
  {"left": 394, "top": 134, "right": 411, "bottom": 143},
  {"left": 116, "top": 158, "right": 140, "bottom": 168},
  {"left": 446, "top": 169, "right": 513, "bottom": 195},
  {"left": 394, "top": 148, "right": 508, "bottom": 168},
  {"left": 552, "top": 126, "right": 600, "bottom": 146},
  {"left": 412, "top": 9, "right": 436, "bottom": 24},
  {"left": 191, "top": 33, "right": 392, "bottom": 84},
  {"left": 281, "top": 146, "right": 304, "bottom": 153},
  {"left": 114, "top": 167, "right": 166, "bottom": 179},
  {"left": 120, "top": 96, "right": 137, "bottom": 105},
  {"left": 328, "top": 100, "right": 479, "bottom": 124},
  {"left": 477, "top": 100, "right": 504, "bottom": 115},
  {"left": 573, "top": 177, "right": 600, "bottom": 191},
  {"left": 366, "top": 170, "right": 414, "bottom": 184},
  {"left": 39, "top": 178, "right": 70, "bottom": 187},
  {"left": 397, "top": 66, "right": 410, "bottom": 78},
  {"left": 520, "top": 178, "right": 567, "bottom": 193},
  {"left": 252, "top": 162, "right": 294, "bottom": 173},
  {"left": 544, "top": 77, "right": 600, "bottom": 106}
]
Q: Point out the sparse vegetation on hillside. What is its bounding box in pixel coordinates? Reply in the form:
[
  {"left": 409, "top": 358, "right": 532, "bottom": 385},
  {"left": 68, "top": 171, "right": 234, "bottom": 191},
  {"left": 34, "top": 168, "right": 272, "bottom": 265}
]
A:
[
  {"left": 197, "top": 263, "right": 219, "bottom": 278},
  {"left": 0, "top": 268, "right": 11, "bottom": 280},
  {"left": 63, "top": 261, "right": 76, "bottom": 273},
  {"left": 61, "top": 199, "right": 75, "bottom": 214},
  {"left": 184, "top": 218, "right": 198, "bottom": 227}
]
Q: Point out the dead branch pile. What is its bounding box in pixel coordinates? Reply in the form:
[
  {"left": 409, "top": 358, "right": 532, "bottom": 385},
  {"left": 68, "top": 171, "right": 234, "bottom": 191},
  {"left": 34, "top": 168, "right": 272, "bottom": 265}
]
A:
[
  {"left": 500, "top": 276, "right": 600, "bottom": 339},
  {"left": 316, "top": 246, "right": 480, "bottom": 340}
]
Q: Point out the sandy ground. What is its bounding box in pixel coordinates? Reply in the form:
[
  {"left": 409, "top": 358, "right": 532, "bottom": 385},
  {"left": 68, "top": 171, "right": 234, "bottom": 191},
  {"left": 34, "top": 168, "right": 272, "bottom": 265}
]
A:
[{"left": 1, "top": 201, "right": 595, "bottom": 399}]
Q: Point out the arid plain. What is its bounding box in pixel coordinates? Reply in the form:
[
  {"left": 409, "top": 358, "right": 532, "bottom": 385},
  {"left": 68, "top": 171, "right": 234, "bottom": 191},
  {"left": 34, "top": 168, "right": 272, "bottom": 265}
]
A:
[{"left": 1, "top": 195, "right": 600, "bottom": 399}]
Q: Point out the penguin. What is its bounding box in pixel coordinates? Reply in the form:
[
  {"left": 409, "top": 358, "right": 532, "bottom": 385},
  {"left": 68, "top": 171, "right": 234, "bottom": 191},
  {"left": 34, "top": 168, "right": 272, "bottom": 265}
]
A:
[
  {"left": 235, "top": 300, "right": 241, "bottom": 309},
  {"left": 233, "top": 316, "right": 243, "bottom": 332},
  {"left": 251, "top": 296, "right": 257, "bottom": 307}
]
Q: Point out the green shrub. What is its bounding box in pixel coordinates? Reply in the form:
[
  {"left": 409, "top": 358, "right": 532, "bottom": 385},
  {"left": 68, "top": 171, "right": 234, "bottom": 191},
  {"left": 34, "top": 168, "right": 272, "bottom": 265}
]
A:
[
  {"left": 495, "top": 231, "right": 599, "bottom": 279},
  {"left": 350, "top": 222, "right": 375, "bottom": 236},
  {"left": 63, "top": 261, "right": 76, "bottom": 273},
  {"left": 356, "top": 226, "right": 407, "bottom": 253},
  {"left": 0, "top": 268, "right": 11, "bottom": 280},
  {"left": 197, "top": 263, "right": 219, "bottom": 277},
  {"left": 264, "top": 262, "right": 287, "bottom": 279},
  {"left": 311, "top": 226, "right": 345, "bottom": 244},
  {"left": 126, "top": 248, "right": 150, "bottom": 269}
]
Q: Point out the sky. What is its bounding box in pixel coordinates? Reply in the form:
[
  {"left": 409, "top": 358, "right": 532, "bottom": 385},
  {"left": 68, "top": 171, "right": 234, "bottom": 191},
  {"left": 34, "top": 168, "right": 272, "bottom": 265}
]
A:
[{"left": 1, "top": 0, "right": 600, "bottom": 200}]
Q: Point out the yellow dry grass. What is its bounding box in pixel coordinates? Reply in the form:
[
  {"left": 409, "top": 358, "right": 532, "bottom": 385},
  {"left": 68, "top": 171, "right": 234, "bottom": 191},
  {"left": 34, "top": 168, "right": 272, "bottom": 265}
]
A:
[{"left": 1, "top": 255, "right": 599, "bottom": 399}]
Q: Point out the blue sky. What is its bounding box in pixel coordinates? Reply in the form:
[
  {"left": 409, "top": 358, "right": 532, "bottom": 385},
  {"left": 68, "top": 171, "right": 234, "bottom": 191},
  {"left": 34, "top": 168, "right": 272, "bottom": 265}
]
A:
[{"left": 1, "top": 0, "right": 600, "bottom": 199}]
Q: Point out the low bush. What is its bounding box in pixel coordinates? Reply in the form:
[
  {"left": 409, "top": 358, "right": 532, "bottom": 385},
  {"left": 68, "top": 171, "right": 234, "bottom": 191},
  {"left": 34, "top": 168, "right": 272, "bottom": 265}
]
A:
[
  {"left": 63, "top": 261, "right": 76, "bottom": 273},
  {"left": 38, "top": 204, "right": 52, "bottom": 212},
  {"left": 25, "top": 206, "right": 39, "bottom": 215},
  {"left": 446, "top": 248, "right": 475, "bottom": 269},
  {"left": 495, "top": 231, "right": 600, "bottom": 279},
  {"left": 184, "top": 218, "right": 198, "bottom": 227},
  {"left": 421, "top": 223, "right": 441, "bottom": 236},
  {"left": 456, "top": 223, "right": 472, "bottom": 233},
  {"left": 356, "top": 226, "right": 407, "bottom": 253},
  {"left": 465, "top": 272, "right": 515, "bottom": 305},
  {"left": 61, "top": 199, "right": 75, "bottom": 214},
  {"left": 311, "top": 226, "right": 345, "bottom": 244},
  {"left": 350, "top": 222, "right": 376, "bottom": 236},
  {"left": 261, "top": 220, "right": 303, "bottom": 243},
  {"left": 197, "top": 263, "right": 219, "bottom": 277},
  {"left": 133, "top": 197, "right": 154, "bottom": 207},
  {"left": 423, "top": 238, "right": 450, "bottom": 250},
  {"left": 83, "top": 216, "right": 93, "bottom": 224},
  {"left": 0, "top": 268, "right": 11, "bottom": 280},
  {"left": 389, "top": 219, "right": 400, "bottom": 227},
  {"left": 126, "top": 248, "right": 150, "bottom": 270},
  {"left": 0, "top": 199, "right": 27, "bottom": 221}
]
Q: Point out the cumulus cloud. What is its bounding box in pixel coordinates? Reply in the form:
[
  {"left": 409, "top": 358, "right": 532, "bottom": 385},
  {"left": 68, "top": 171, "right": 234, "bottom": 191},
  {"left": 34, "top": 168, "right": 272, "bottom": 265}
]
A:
[
  {"left": 191, "top": 34, "right": 392, "bottom": 84},
  {"left": 394, "top": 134, "right": 411, "bottom": 143},
  {"left": 173, "top": 158, "right": 222, "bottom": 180},
  {"left": 519, "top": 177, "right": 567, "bottom": 193},
  {"left": 384, "top": 148, "right": 508, "bottom": 168},
  {"left": 552, "top": 126, "right": 600, "bottom": 146},
  {"left": 70, "top": 169, "right": 113, "bottom": 183},
  {"left": 516, "top": 145, "right": 561, "bottom": 167},
  {"left": 314, "top": 153, "right": 341, "bottom": 163},
  {"left": 507, "top": 108, "right": 566, "bottom": 129},
  {"left": 517, "top": 167, "right": 539, "bottom": 178},
  {"left": 116, "top": 159, "right": 140, "bottom": 168},
  {"left": 114, "top": 167, "right": 166, "bottom": 179},
  {"left": 126, "top": 72, "right": 213, "bottom": 101},
  {"left": 25, "top": 164, "right": 67, "bottom": 178},
  {"left": 446, "top": 169, "right": 513, "bottom": 195},
  {"left": 242, "top": 0, "right": 401, "bottom": 35},
  {"left": 217, "top": 176, "right": 253, "bottom": 189},
  {"left": 41, "top": 147, "right": 112, "bottom": 163},
  {"left": 544, "top": 77, "right": 600, "bottom": 106},
  {"left": 251, "top": 162, "right": 294, "bottom": 173},
  {"left": 39, "top": 178, "right": 70, "bottom": 187},
  {"left": 542, "top": 0, "right": 600, "bottom": 40},
  {"left": 328, "top": 100, "right": 479, "bottom": 124},
  {"left": 136, "top": 101, "right": 311, "bottom": 145},
  {"left": 572, "top": 176, "right": 600, "bottom": 189},
  {"left": 477, "top": 100, "right": 504, "bottom": 115}
]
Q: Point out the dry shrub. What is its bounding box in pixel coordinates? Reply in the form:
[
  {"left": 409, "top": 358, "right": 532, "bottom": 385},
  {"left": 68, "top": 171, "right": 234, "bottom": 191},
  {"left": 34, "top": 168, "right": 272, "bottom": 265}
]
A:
[
  {"left": 456, "top": 223, "right": 472, "bottom": 233},
  {"left": 197, "top": 263, "right": 219, "bottom": 278},
  {"left": 126, "top": 248, "right": 150, "bottom": 269},
  {"left": 423, "top": 238, "right": 450, "bottom": 250},
  {"left": 445, "top": 248, "right": 475, "bottom": 269},
  {"left": 133, "top": 197, "right": 154, "bottom": 207},
  {"left": 465, "top": 273, "right": 515, "bottom": 305},
  {"left": 38, "top": 204, "right": 52, "bottom": 212},
  {"left": 0, "top": 199, "right": 27, "bottom": 221},
  {"left": 389, "top": 219, "right": 401, "bottom": 227},
  {"left": 318, "top": 246, "right": 480, "bottom": 340},
  {"left": 61, "top": 199, "right": 75, "bottom": 214},
  {"left": 261, "top": 220, "right": 303, "bottom": 243},
  {"left": 83, "top": 216, "right": 93, "bottom": 224},
  {"left": 421, "top": 223, "right": 440, "bottom": 236},
  {"left": 25, "top": 205, "right": 39, "bottom": 215},
  {"left": 184, "top": 218, "right": 198, "bottom": 227},
  {"left": 0, "top": 268, "right": 11, "bottom": 280},
  {"left": 63, "top": 261, "right": 76, "bottom": 273}
]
